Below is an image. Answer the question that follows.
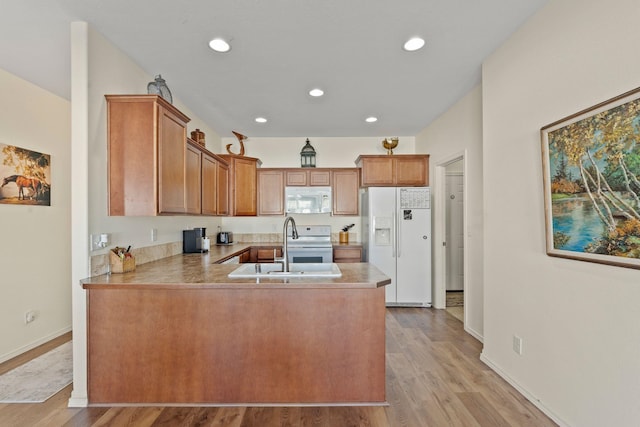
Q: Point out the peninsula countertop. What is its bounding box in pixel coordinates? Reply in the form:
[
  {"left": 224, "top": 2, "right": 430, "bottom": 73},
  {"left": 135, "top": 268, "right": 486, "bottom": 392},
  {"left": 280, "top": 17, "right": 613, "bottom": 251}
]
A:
[{"left": 81, "top": 251, "right": 390, "bottom": 290}]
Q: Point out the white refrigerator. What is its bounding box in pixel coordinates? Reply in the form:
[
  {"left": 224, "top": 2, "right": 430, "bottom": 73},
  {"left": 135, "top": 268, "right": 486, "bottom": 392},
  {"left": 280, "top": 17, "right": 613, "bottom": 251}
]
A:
[{"left": 361, "top": 187, "right": 431, "bottom": 306}]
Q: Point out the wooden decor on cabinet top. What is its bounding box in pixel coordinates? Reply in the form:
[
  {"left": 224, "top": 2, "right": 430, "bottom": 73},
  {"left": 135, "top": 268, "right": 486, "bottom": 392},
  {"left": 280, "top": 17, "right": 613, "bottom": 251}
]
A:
[{"left": 355, "top": 154, "right": 429, "bottom": 187}]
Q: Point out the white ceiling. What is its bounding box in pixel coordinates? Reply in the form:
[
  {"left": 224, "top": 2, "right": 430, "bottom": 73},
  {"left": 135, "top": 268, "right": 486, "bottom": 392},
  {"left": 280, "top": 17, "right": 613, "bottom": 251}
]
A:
[{"left": 1, "top": 0, "right": 547, "bottom": 138}]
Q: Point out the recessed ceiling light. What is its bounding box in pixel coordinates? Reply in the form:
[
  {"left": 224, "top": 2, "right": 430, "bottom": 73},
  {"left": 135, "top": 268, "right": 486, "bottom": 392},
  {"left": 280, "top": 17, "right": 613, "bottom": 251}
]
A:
[
  {"left": 403, "top": 37, "right": 425, "bottom": 52},
  {"left": 209, "top": 38, "right": 231, "bottom": 53},
  {"left": 309, "top": 88, "right": 324, "bottom": 97},
  {"left": 255, "top": 117, "right": 267, "bottom": 123},
  {"left": 365, "top": 116, "right": 378, "bottom": 123}
]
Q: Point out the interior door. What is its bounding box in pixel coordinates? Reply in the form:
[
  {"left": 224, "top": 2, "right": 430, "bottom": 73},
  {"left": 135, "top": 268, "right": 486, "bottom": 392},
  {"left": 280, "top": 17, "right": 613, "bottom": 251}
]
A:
[{"left": 446, "top": 173, "right": 464, "bottom": 291}]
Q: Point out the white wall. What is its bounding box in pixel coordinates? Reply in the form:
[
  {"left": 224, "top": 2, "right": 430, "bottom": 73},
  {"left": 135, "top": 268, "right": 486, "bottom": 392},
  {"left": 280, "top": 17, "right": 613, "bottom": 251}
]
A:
[
  {"left": 0, "top": 68, "right": 71, "bottom": 361},
  {"left": 481, "top": 0, "right": 640, "bottom": 425},
  {"left": 415, "top": 86, "right": 484, "bottom": 339}
]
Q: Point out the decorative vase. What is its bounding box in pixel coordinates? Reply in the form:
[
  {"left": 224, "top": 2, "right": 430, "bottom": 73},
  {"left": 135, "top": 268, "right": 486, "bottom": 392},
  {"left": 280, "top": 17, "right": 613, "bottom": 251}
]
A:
[{"left": 191, "top": 129, "right": 205, "bottom": 146}]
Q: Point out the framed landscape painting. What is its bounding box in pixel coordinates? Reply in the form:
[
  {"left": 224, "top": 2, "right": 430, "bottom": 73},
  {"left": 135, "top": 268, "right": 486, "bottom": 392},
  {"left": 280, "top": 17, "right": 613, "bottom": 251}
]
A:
[
  {"left": 0, "top": 143, "right": 51, "bottom": 206},
  {"left": 541, "top": 87, "right": 640, "bottom": 269}
]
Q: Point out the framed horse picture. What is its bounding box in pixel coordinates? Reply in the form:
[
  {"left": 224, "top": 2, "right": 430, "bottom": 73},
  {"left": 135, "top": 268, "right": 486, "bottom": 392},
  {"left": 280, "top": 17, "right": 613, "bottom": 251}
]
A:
[{"left": 0, "top": 143, "right": 51, "bottom": 206}]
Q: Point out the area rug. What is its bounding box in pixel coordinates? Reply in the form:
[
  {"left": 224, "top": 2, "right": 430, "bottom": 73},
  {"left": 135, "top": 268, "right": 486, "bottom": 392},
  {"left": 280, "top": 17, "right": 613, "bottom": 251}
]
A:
[{"left": 0, "top": 341, "right": 72, "bottom": 403}]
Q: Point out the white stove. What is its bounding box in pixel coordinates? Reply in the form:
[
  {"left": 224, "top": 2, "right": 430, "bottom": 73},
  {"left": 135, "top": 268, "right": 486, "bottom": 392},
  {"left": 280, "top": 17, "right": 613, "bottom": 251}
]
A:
[{"left": 286, "top": 225, "right": 333, "bottom": 263}]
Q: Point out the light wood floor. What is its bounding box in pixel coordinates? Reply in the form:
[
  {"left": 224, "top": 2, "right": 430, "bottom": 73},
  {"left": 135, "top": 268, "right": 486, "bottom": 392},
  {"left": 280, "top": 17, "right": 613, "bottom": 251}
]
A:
[{"left": 0, "top": 309, "right": 556, "bottom": 426}]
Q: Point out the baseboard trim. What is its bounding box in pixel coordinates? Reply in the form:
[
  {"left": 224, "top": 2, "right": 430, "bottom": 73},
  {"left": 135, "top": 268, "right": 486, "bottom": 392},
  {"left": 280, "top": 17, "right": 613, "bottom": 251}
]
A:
[
  {"left": 0, "top": 326, "right": 72, "bottom": 364},
  {"left": 464, "top": 325, "right": 483, "bottom": 343},
  {"left": 68, "top": 394, "right": 88, "bottom": 408},
  {"left": 479, "top": 351, "right": 569, "bottom": 427}
]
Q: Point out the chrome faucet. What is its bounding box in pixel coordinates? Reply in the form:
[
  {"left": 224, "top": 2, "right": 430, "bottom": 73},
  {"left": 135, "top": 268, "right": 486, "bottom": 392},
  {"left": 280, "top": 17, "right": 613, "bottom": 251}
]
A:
[{"left": 275, "top": 216, "right": 299, "bottom": 272}]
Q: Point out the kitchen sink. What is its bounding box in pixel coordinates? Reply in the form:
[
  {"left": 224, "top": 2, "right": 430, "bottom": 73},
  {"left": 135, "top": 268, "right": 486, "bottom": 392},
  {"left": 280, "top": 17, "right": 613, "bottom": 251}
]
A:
[{"left": 228, "top": 262, "right": 342, "bottom": 278}]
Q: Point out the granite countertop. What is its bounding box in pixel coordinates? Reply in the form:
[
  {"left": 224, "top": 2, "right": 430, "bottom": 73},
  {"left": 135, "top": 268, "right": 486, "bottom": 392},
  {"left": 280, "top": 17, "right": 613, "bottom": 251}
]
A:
[{"left": 82, "top": 246, "right": 389, "bottom": 290}]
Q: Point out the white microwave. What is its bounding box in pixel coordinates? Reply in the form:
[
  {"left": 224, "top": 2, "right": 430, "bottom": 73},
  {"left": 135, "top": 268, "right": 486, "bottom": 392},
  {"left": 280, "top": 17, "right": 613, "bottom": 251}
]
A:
[{"left": 285, "top": 186, "right": 332, "bottom": 214}]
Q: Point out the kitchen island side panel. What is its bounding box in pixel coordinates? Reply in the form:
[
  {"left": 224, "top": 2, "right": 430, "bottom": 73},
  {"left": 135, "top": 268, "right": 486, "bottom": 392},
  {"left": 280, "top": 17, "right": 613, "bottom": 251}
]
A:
[{"left": 86, "top": 286, "right": 386, "bottom": 404}]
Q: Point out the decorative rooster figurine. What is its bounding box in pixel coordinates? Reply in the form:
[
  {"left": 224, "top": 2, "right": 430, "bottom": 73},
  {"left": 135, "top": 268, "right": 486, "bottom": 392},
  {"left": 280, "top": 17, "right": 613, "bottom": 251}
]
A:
[{"left": 226, "top": 131, "right": 247, "bottom": 156}]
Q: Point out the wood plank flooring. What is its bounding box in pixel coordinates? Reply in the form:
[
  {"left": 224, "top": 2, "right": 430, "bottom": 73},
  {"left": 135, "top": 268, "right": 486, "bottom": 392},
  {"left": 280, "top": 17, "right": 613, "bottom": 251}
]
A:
[{"left": 0, "top": 309, "right": 556, "bottom": 426}]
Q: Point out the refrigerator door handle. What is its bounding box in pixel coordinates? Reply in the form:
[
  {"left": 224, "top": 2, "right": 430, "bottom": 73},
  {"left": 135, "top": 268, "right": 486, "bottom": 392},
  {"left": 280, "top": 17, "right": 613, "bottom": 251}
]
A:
[
  {"left": 391, "top": 210, "right": 397, "bottom": 258},
  {"left": 397, "top": 210, "right": 401, "bottom": 258}
]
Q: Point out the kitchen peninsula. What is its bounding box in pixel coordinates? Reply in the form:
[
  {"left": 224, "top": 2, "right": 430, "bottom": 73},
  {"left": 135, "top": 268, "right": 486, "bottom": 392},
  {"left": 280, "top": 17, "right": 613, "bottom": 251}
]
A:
[{"left": 81, "top": 252, "right": 390, "bottom": 406}]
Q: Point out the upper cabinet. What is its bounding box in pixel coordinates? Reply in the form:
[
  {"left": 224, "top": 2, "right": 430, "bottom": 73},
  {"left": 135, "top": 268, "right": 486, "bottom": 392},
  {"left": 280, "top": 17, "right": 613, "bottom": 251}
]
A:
[
  {"left": 185, "top": 140, "right": 202, "bottom": 214},
  {"left": 107, "top": 94, "right": 190, "bottom": 216},
  {"left": 200, "top": 145, "right": 229, "bottom": 216},
  {"left": 107, "top": 94, "right": 228, "bottom": 216},
  {"left": 355, "top": 154, "right": 430, "bottom": 187},
  {"left": 285, "top": 169, "right": 332, "bottom": 186},
  {"left": 332, "top": 168, "right": 360, "bottom": 216},
  {"left": 219, "top": 154, "right": 262, "bottom": 216},
  {"left": 258, "top": 169, "right": 285, "bottom": 216}
]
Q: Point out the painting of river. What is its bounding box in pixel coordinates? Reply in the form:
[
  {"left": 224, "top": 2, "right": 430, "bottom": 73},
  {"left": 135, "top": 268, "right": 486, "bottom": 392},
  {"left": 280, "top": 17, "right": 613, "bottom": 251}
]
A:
[
  {"left": 541, "top": 87, "right": 640, "bottom": 269},
  {"left": 552, "top": 194, "right": 637, "bottom": 252}
]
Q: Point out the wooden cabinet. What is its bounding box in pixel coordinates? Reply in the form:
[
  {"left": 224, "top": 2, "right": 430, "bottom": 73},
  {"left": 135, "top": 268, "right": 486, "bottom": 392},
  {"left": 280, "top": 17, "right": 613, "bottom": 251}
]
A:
[
  {"left": 332, "top": 168, "right": 360, "bottom": 215},
  {"left": 239, "top": 249, "right": 251, "bottom": 263},
  {"left": 355, "top": 155, "right": 429, "bottom": 187},
  {"left": 258, "top": 169, "right": 285, "bottom": 216},
  {"left": 201, "top": 150, "right": 217, "bottom": 216},
  {"left": 333, "top": 245, "right": 363, "bottom": 263},
  {"left": 216, "top": 161, "right": 229, "bottom": 216},
  {"left": 201, "top": 149, "right": 229, "bottom": 216},
  {"left": 107, "top": 94, "right": 190, "bottom": 216},
  {"left": 185, "top": 141, "right": 202, "bottom": 214},
  {"left": 219, "top": 154, "right": 261, "bottom": 216},
  {"left": 249, "top": 246, "right": 283, "bottom": 263},
  {"left": 285, "top": 169, "right": 332, "bottom": 186}
]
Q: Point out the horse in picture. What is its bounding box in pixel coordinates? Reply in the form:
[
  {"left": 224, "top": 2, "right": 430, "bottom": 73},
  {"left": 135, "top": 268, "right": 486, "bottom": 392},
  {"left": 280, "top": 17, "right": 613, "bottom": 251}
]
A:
[{"left": 1, "top": 174, "right": 42, "bottom": 200}]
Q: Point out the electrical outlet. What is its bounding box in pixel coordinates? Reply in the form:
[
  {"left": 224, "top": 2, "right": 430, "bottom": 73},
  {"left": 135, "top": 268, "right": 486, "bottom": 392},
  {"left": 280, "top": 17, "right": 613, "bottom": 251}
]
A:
[
  {"left": 90, "top": 233, "right": 110, "bottom": 251},
  {"left": 151, "top": 228, "right": 158, "bottom": 242},
  {"left": 513, "top": 335, "right": 523, "bottom": 355},
  {"left": 25, "top": 310, "right": 36, "bottom": 324}
]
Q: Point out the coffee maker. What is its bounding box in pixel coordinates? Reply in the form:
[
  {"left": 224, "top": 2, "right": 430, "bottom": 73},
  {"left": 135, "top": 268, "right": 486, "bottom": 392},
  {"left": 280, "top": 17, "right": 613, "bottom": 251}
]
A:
[{"left": 183, "top": 227, "right": 210, "bottom": 253}]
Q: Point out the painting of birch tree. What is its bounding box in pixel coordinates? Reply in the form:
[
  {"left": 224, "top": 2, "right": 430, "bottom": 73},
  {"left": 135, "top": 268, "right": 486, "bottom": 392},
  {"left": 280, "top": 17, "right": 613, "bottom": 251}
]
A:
[{"left": 541, "top": 88, "right": 640, "bottom": 268}]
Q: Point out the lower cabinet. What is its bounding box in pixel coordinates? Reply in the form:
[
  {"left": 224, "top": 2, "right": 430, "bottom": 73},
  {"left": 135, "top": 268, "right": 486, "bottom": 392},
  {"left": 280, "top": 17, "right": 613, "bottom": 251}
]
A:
[
  {"left": 238, "top": 249, "right": 251, "bottom": 263},
  {"left": 249, "top": 246, "right": 283, "bottom": 263},
  {"left": 333, "top": 246, "right": 363, "bottom": 263}
]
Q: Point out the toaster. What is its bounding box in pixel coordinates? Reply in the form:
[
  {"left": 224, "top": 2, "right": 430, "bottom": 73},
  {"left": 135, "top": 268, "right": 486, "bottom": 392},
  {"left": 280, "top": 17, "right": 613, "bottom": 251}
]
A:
[{"left": 216, "top": 231, "right": 233, "bottom": 245}]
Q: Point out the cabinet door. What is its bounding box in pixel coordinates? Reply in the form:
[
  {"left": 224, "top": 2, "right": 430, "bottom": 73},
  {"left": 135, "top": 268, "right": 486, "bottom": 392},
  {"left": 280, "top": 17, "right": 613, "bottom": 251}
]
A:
[
  {"left": 332, "top": 168, "right": 359, "bottom": 215},
  {"left": 202, "top": 152, "right": 218, "bottom": 216},
  {"left": 285, "top": 170, "right": 307, "bottom": 186},
  {"left": 185, "top": 142, "right": 202, "bottom": 214},
  {"left": 333, "top": 246, "right": 363, "bottom": 263},
  {"left": 309, "top": 170, "right": 331, "bottom": 186},
  {"left": 360, "top": 157, "right": 395, "bottom": 186},
  {"left": 239, "top": 249, "right": 251, "bottom": 263},
  {"left": 216, "top": 161, "right": 229, "bottom": 216},
  {"left": 233, "top": 157, "right": 257, "bottom": 216},
  {"left": 251, "top": 246, "right": 282, "bottom": 262},
  {"left": 258, "top": 169, "right": 284, "bottom": 215},
  {"left": 158, "top": 106, "right": 187, "bottom": 214},
  {"left": 395, "top": 157, "right": 429, "bottom": 186}
]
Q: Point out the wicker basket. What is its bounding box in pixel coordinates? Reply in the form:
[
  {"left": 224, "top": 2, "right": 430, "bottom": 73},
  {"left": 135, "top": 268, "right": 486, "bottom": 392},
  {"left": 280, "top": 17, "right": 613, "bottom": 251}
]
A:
[{"left": 110, "top": 250, "right": 135, "bottom": 273}]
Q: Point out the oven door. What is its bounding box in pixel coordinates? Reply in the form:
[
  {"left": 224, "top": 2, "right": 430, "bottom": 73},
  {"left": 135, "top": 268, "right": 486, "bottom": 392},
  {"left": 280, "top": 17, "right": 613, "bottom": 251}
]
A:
[{"left": 288, "top": 247, "right": 333, "bottom": 263}]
